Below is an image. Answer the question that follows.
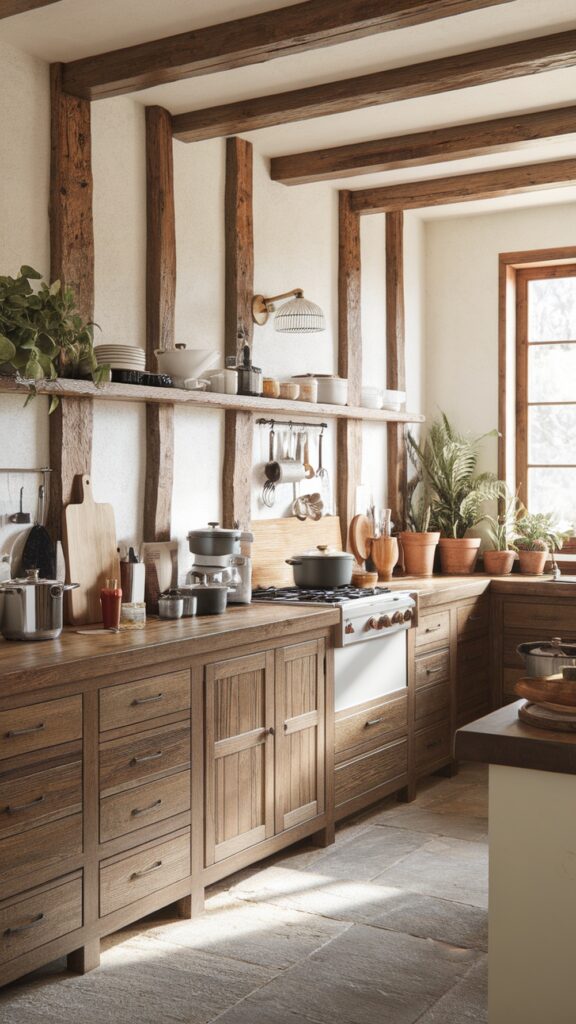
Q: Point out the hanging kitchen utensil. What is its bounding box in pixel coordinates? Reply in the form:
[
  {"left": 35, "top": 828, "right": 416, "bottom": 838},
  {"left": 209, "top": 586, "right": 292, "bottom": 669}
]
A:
[
  {"left": 21, "top": 484, "right": 56, "bottom": 579},
  {"left": 315, "top": 428, "right": 328, "bottom": 479},
  {"left": 303, "top": 433, "right": 315, "bottom": 479},
  {"left": 63, "top": 475, "right": 119, "bottom": 625},
  {"left": 9, "top": 486, "right": 30, "bottom": 524}
]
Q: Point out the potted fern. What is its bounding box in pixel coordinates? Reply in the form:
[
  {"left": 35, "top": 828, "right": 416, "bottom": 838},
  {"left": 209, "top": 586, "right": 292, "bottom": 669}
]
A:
[
  {"left": 407, "top": 414, "right": 504, "bottom": 575},
  {"left": 514, "top": 511, "right": 571, "bottom": 575},
  {"left": 481, "top": 491, "right": 521, "bottom": 575},
  {"left": 400, "top": 451, "right": 440, "bottom": 576}
]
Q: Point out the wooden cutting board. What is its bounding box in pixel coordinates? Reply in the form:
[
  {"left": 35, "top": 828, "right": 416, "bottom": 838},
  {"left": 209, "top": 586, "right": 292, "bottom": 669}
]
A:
[
  {"left": 252, "top": 516, "right": 342, "bottom": 589},
  {"left": 63, "top": 475, "right": 119, "bottom": 625}
]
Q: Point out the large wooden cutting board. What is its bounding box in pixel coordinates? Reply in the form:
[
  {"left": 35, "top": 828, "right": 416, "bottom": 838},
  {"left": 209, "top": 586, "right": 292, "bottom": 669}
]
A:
[
  {"left": 63, "top": 475, "right": 119, "bottom": 624},
  {"left": 252, "top": 516, "right": 342, "bottom": 589}
]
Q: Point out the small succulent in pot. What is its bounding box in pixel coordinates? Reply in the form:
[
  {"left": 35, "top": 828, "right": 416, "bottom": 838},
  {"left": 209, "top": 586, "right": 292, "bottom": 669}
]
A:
[
  {"left": 0, "top": 266, "right": 105, "bottom": 410},
  {"left": 514, "top": 511, "right": 572, "bottom": 575}
]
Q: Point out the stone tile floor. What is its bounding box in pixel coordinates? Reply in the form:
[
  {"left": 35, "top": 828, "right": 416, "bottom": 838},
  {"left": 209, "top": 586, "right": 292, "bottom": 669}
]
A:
[{"left": 0, "top": 762, "right": 488, "bottom": 1023}]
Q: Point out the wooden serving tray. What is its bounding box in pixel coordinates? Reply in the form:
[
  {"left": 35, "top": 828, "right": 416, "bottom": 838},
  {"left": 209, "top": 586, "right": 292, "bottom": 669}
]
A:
[{"left": 518, "top": 702, "right": 576, "bottom": 733}]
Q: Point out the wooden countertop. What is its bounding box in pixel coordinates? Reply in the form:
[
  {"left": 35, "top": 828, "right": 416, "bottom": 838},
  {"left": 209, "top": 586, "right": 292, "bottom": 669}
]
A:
[
  {"left": 455, "top": 701, "right": 576, "bottom": 776},
  {"left": 386, "top": 572, "right": 576, "bottom": 607},
  {"left": 0, "top": 603, "right": 340, "bottom": 698}
]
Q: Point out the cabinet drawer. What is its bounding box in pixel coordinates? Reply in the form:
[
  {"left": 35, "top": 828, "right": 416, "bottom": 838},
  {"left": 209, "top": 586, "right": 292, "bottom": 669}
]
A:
[
  {"left": 415, "top": 681, "right": 450, "bottom": 727},
  {"left": 457, "top": 596, "right": 489, "bottom": 640},
  {"left": 415, "top": 648, "right": 450, "bottom": 688},
  {"left": 100, "top": 721, "right": 190, "bottom": 796},
  {"left": 0, "top": 696, "right": 82, "bottom": 761},
  {"left": 335, "top": 694, "right": 407, "bottom": 757},
  {"left": 0, "top": 814, "right": 82, "bottom": 882},
  {"left": 416, "top": 611, "right": 450, "bottom": 649},
  {"left": 0, "top": 761, "right": 82, "bottom": 839},
  {"left": 100, "top": 771, "right": 190, "bottom": 843},
  {"left": 0, "top": 873, "right": 82, "bottom": 966},
  {"left": 415, "top": 722, "right": 451, "bottom": 773},
  {"left": 503, "top": 600, "right": 576, "bottom": 634},
  {"left": 335, "top": 738, "right": 407, "bottom": 808},
  {"left": 99, "top": 670, "right": 190, "bottom": 732},
  {"left": 100, "top": 831, "right": 190, "bottom": 918}
]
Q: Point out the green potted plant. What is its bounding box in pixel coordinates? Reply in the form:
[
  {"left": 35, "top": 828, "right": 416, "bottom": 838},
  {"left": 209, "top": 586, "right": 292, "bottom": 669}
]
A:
[
  {"left": 0, "top": 265, "right": 105, "bottom": 408},
  {"left": 481, "top": 491, "right": 521, "bottom": 575},
  {"left": 399, "top": 447, "right": 440, "bottom": 576},
  {"left": 514, "top": 511, "right": 571, "bottom": 575},
  {"left": 407, "top": 413, "right": 504, "bottom": 575}
]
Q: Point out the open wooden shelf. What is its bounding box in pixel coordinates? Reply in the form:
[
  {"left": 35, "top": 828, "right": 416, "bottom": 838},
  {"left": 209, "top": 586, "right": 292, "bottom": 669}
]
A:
[{"left": 0, "top": 376, "right": 425, "bottom": 424}]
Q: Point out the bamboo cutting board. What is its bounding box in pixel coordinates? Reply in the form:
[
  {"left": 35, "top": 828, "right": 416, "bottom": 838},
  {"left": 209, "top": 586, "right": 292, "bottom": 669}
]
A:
[
  {"left": 63, "top": 475, "right": 119, "bottom": 624},
  {"left": 252, "top": 516, "right": 342, "bottom": 589}
]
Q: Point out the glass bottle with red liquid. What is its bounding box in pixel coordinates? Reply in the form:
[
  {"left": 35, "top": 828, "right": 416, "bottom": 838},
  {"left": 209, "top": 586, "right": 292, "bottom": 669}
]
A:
[{"left": 101, "top": 578, "right": 122, "bottom": 629}]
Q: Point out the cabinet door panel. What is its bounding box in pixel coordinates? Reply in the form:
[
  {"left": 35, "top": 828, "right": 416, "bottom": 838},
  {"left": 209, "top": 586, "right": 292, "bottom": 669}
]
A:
[
  {"left": 205, "top": 652, "right": 274, "bottom": 866},
  {"left": 275, "top": 639, "right": 325, "bottom": 833}
]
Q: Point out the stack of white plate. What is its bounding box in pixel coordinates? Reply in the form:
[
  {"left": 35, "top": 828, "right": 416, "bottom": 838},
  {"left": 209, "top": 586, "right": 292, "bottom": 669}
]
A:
[{"left": 94, "top": 345, "right": 146, "bottom": 371}]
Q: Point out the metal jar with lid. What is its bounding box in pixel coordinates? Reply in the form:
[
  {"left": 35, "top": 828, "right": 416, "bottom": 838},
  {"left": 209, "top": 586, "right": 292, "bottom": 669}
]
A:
[{"left": 0, "top": 569, "right": 79, "bottom": 641}]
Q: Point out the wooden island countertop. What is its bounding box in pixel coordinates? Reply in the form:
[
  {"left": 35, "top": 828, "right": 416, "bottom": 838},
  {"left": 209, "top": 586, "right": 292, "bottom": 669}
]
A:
[
  {"left": 456, "top": 700, "right": 576, "bottom": 776},
  {"left": 0, "top": 603, "right": 340, "bottom": 699}
]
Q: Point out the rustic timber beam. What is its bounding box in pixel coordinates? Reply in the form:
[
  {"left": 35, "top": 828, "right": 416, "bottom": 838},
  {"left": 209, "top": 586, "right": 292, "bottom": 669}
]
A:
[
  {"left": 271, "top": 105, "right": 576, "bottom": 186},
  {"left": 60, "top": 0, "right": 513, "bottom": 101},
  {"left": 0, "top": 0, "right": 61, "bottom": 16},
  {"left": 48, "top": 63, "right": 94, "bottom": 544},
  {"left": 223, "top": 138, "right": 254, "bottom": 530},
  {"left": 144, "top": 106, "right": 176, "bottom": 543},
  {"left": 385, "top": 212, "right": 407, "bottom": 531},
  {"left": 337, "top": 191, "right": 363, "bottom": 551},
  {"left": 172, "top": 29, "right": 576, "bottom": 143},
  {"left": 349, "top": 157, "right": 576, "bottom": 214}
]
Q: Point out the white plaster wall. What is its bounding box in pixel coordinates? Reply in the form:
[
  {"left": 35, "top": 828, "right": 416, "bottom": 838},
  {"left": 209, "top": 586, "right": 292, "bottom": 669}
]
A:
[{"left": 425, "top": 202, "right": 576, "bottom": 475}]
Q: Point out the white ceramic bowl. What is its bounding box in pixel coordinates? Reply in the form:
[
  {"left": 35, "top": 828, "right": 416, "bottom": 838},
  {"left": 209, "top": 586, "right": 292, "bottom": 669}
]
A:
[
  {"left": 155, "top": 347, "right": 219, "bottom": 385},
  {"left": 361, "top": 387, "right": 383, "bottom": 409},
  {"left": 381, "top": 389, "right": 406, "bottom": 411},
  {"left": 314, "top": 376, "right": 348, "bottom": 405}
]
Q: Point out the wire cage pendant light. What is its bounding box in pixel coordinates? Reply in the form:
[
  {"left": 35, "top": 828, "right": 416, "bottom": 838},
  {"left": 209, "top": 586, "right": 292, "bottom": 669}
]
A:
[{"left": 252, "top": 288, "right": 326, "bottom": 334}]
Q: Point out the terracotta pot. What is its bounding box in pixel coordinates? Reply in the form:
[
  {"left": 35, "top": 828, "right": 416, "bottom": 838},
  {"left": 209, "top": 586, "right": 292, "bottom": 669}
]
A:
[
  {"left": 438, "top": 537, "right": 481, "bottom": 575},
  {"left": 518, "top": 548, "right": 548, "bottom": 575},
  {"left": 370, "top": 536, "right": 399, "bottom": 581},
  {"left": 399, "top": 531, "right": 440, "bottom": 577},
  {"left": 483, "top": 549, "right": 515, "bottom": 576}
]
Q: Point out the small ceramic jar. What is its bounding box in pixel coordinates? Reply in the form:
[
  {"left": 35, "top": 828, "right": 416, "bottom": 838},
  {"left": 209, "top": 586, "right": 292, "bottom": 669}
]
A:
[
  {"left": 293, "top": 377, "right": 318, "bottom": 403},
  {"left": 263, "top": 377, "right": 280, "bottom": 398},
  {"left": 279, "top": 381, "right": 300, "bottom": 400}
]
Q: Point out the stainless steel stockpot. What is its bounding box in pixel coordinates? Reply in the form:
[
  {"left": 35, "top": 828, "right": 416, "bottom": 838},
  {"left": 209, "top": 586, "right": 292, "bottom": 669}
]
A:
[
  {"left": 517, "top": 638, "right": 576, "bottom": 678},
  {"left": 0, "top": 569, "right": 79, "bottom": 641}
]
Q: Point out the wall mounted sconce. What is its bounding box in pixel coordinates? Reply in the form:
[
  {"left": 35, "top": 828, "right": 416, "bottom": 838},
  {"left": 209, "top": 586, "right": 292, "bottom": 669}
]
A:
[{"left": 251, "top": 288, "right": 325, "bottom": 333}]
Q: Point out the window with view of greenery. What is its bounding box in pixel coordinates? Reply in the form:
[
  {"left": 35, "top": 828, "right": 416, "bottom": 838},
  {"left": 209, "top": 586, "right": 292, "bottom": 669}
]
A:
[{"left": 516, "top": 264, "right": 576, "bottom": 551}]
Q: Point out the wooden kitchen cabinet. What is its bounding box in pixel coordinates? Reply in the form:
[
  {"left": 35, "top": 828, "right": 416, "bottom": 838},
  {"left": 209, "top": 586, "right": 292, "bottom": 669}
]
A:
[
  {"left": 204, "top": 638, "right": 328, "bottom": 868},
  {"left": 491, "top": 593, "right": 576, "bottom": 705}
]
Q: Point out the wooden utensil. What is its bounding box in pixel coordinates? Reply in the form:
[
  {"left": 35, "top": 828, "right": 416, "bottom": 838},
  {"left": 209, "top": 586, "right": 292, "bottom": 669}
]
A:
[
  {"left": 518, "top": 702, "right": 576, "bottom": 733},
  {"left": 349, "top": 514, "right": 373, "bottom": 565},
  {"left": 370, "top": 536, "right": 399, "bottom": 581},
  {"left": 63, "top": 475, "right": 119, "bottom": 625},
  {"left": 514, "top": 676, "right": 576, "bottom": 708}
]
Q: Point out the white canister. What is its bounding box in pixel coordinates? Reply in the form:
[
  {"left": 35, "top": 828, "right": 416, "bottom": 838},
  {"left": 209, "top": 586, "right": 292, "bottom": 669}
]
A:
[
  {"left": 292, "top": 377, "right": 318, "bottom": 403},
  {"left": 206, "top": 369, "right": 238, "bottom": 395}
]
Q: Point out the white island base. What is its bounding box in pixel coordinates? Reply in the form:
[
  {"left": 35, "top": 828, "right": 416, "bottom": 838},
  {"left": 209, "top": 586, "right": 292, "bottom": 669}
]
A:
[{"left": 489, "top": 763, "right": 576, "bottom": 1024}]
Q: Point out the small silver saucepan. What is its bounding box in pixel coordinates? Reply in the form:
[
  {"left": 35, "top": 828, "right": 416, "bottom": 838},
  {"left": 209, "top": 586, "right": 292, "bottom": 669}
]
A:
[{"left": 0, "top": 569, "right": 79, "bottom": 641}]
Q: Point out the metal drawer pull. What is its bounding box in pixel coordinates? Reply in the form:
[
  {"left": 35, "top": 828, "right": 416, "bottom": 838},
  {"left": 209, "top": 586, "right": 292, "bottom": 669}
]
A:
[
  {"left": 365, "top": 717, "right": 385, "bottom": 728},
  {"left": 131, "top": 693, "right": 164, "bottom": 706},
  {"left": 130, "top": 860, "right": 162, "bottom": 880},
  {"left": 6, "top": 795, "right": 45, "bottom": 815},
  {"left": 6, "top": 723, "right": 45, "bottom": 738},
  {"left": 425, "top": 666, "right": 444, "bottom": 675},
  {"left": 131, "top": 798, "right": 162, "bottom": 817},
  {"left": 426, "top": 738, "right": 443, "bottom": 749},
  {"left": 4, "top": 913, "right": 44, "bottom": 937},
  {"left": 468, "top": 615, "right": 482, "bottom": 622},
  {"left": 425, "top": 625, "right": 442, "bottom": 634},
  {"left": 130, "top": 751, "right": 163, "bottom": 766}
]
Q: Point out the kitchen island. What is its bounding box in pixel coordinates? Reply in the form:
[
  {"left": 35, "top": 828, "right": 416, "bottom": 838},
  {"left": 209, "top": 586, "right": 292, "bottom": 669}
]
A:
[
  {"left": 0, "top": 603, "right": 338, "bottom": 987},
  {"left": 456, "top": 702, "right": 576, "bottom": 1024}
]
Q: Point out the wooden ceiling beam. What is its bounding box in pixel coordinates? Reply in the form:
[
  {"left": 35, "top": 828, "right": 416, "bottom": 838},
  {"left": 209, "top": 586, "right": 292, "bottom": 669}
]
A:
[
  {"left": 271, "top": 105, "right": 576, "bottom": 185},
  {"left": 0, "top": 0, "right": 61, "bottom": 17},
  {"left": 349, "top": 157, "right": 576, "bottom": 214},
  {"left": 172, "top": 29, "right": 576, "bottom": 143},
  {"left": 61, "top": 0, "right": 513, "bottom": 101}
]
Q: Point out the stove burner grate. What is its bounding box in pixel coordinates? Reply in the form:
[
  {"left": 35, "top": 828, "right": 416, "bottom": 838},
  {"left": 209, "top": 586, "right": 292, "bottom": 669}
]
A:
[{"left": 253, "top": 585, "right": 391, "bottom": 604}]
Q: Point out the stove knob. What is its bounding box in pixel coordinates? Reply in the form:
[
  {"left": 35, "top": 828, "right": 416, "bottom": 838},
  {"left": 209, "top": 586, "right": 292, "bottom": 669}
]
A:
[
  {"left": 344, "top": 622, "right": 355, "bottom": 635},
  {"left": 368, "top": 616, "right": 383, "bottom": 630},
  {"left": 391, "top": 610, "right": 404, "bottom": 625},
  {"left": 403, "top": 608, "right": 413, "bottom": 622},
  {"left": 379, "top": 614, "right": 392, "bottom": 629}
]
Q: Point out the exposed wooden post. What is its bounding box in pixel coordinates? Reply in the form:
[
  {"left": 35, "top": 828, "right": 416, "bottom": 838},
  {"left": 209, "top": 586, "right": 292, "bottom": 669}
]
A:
[
  {"left": 337, "top": 191, "right": 362, "bottom": 549},
  {"left": 385, "top": 211, "right": 407, "bottom": 530},
  {"left": 48, "top": 63, "right": 94, "bottom": 542},
  {"left": 223, "top": 137, "right": 254, "bottom": 529},
  {"left": 144, "top": 106, "right": 176, "bottom": 542}
]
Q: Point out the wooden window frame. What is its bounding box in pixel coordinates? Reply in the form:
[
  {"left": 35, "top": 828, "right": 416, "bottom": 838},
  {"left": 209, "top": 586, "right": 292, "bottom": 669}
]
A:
[{"left": 499, "top": 247, "right": 576, "bottom": 554}]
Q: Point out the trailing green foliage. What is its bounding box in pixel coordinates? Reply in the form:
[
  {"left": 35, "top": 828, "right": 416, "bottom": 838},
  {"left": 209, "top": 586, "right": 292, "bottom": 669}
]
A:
[
  {"left": 0, "top": 266, "right": 106, "bottom": 409},
  {"left": 407, "top": 413, "right": 504, "bottom": 539},
  {"left": 405, "top": 435, "right": 432, "bottom": 532}
]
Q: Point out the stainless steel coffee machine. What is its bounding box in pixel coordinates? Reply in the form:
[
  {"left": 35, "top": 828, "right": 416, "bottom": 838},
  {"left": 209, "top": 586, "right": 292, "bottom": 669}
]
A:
[{"left": 186, "top": 523, "right": 253, "bottom": 604}]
